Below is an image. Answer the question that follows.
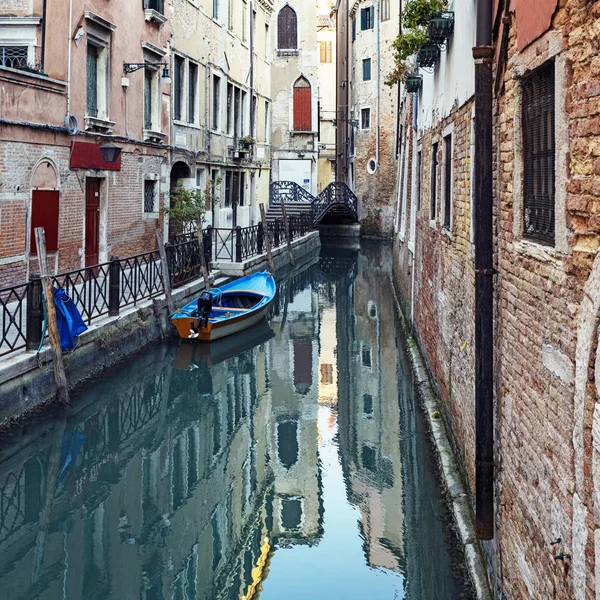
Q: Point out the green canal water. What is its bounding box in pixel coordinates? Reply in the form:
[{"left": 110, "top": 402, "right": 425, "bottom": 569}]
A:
[{"left": 0, "top": 244, "right": 473, "bottom": 600}]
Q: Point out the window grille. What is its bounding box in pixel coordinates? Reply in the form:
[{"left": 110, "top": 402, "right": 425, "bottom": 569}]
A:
[
  {"left": 361, "top": 108, "right": 370, "bottom": 129},
  {"left": 362, "top": 58, "right": 371, "bottom": 81},
  {"left": 144, "top": 180, "right": 156, "bottom": 213},
  {"left": 144, "top": 69, "right": 153, "bottom": 130},
  {"left": 443, "top": 134, "right": 452, "bottom": 229},
  {"left": 277, "top": 5, "right": 297, "bottom": 49},
  {"left": 0, "top": 46, "right": 28, "bottom": 70},
  {"left": 522, "top": 62, "right": 555, "bottom": 245},
  {"left": 86, "top": 44, "right": 98, "bottom": 117},
  {"left": 430, "top": 142, "right": 438, "bottom": 219}
]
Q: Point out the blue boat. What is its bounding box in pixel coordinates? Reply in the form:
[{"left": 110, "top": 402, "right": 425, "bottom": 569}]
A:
[{"left": 171, "top": 271, "right": 276, "bottom": 342}]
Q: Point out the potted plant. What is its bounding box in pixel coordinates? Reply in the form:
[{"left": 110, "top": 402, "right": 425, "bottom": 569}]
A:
[
  {"left": 239, "top": 135, "right": 255, "bottom": 150},
  {"left": 427, "top": 11, "right": 454, "bottom": 45}
]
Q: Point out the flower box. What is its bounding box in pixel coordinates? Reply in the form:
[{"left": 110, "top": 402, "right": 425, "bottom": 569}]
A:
[
  {"left": 427, "top": 11, "right": 454, "bottom": 45},
  {"left": 417, "top": 44, "right": 441, "bottom": 68},
  {"left": 405, "top": 75, "right": 423, "bottom": 93}
]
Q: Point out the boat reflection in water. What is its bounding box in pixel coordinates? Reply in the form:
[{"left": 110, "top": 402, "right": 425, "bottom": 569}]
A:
[{"left": 0, "top": 246, "right": 472, "bottom": 600}]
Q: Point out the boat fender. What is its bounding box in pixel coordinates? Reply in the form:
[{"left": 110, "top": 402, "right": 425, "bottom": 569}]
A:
[{"left": 226, "top": 312, "right": 230, "bottom": 317}]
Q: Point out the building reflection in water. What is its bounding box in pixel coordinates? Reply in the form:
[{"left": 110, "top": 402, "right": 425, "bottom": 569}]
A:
[{"left": 0, "top": 245, "right": 471, "bottom": 600}]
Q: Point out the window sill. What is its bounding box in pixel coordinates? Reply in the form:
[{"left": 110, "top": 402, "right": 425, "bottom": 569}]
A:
[
  {"left": 212, "top": 18, "right": 222, "bottom": 27},
  {"left": 514, "top": 239, "right": 563, "bottom": 266},
  {"left": 174, "top": 120, "right": 202, "bottom": 130},
  {"left": 276, "top": 49, "right": 299, "bottom": 56},
  {"left": 143, "top": 129, "right": 166, "bottom": 143},
  {"left": 144, "top": 9, "right": 167, "bottom": 25},
  {"left": 429, "top": 218, "right": 437, "bottom": 229},
  {"left": 142, "top": 212, "right": 160, "bottom": 221},
  {"left": 442, "top": 226, "right": 452, "bottom": 240},
  {"left": 85, "top": 116, "right": 115, "bottom": 133},
  {"left": 290, "top": 130, "right": 317, "bottom": 135}
]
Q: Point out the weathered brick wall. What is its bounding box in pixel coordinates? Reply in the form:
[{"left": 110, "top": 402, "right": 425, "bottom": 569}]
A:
[{"left": 0, "top": 135, "right": 165, "bottom": 288}]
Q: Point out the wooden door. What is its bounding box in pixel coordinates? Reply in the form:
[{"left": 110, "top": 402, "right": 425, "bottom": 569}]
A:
[{"left": 85, "top": 178, "right": 101, "bottom": 267}]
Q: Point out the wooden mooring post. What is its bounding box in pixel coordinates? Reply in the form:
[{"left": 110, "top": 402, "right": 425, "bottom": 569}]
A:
[
  {"left": 279, "top": 199, "right": 295, "bottom": 265},
  {"left": 156, "top": 228, "right": 176, "bottom": 315},
  {"left": 34, "top": 227, "right": 70, "bottom": 406},
  {"left": 259, "top": 203, "right": 276, "bottom": 273}
]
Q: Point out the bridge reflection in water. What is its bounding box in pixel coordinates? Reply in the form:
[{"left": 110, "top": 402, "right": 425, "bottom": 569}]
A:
[{"left": 0, "top": 244, "right": 473, "bottom": 600}]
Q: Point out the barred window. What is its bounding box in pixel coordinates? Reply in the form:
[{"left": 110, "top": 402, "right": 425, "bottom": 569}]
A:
[
  {"left": 0, "top": 46, "right": 28, "bottom": 70},
  {"left": 144, "top": 180, "right": 157, "bottom": 213},
  {"left": 522, "top": 62, "right": 555, "bottom": 246}
]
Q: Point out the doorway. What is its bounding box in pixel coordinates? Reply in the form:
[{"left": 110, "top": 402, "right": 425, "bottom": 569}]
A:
[{"left": 85, "top": 178, "right": 101, "bottom": 267}]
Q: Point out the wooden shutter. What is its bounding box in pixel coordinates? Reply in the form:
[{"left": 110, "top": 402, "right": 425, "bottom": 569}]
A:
[
  {"left": 361, "top": 8, "right": 367, "bottom": 30},
  {"left": 369, "top": 6, "right": 374, "bottom": 27},
  {"left": 277, "top": 5, "right": 297, "bottom": 49},
  {"left": 30, "top": 190, "right": 59, "bottom": 254},
  {"left": 293, "top": 79, "right": 311, "bottom": 131}
]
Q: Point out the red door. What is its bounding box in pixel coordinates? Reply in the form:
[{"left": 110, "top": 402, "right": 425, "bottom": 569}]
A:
[
  {"left": 85, "top": 178, "right": 101, "bottom": 267},
  {"left": 293, "top": 83, "right": 312, "bottom": 131}
]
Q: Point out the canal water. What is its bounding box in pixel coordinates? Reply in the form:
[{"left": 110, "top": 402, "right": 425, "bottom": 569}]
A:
[{"left": 0, "top": 244, "right": 473, "bottom": 600}]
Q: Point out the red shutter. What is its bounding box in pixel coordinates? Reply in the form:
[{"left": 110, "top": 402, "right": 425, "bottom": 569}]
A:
[
  {"left": 30, "top": 190, "right": 60, "bottom": 254},
  {"left": 293, "top": 86, "right": 312, "bottom": 131}
]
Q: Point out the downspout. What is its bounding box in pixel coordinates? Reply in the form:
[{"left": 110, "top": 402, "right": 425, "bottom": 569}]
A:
[
  {"left": 66, "top": 0, "right": 73, "bottom": 115},
  {"left": 249, "top": 1, "right": 254, "bottom": 133},
  {"left": 40, "top": 0, "right": 47, "bottom": 73},
  {"left": 375, "top": 0, "right": 380, "bottom": 171},
  {"left": 473, "top": 0, "right": 494, "bottom": 540},
  {"left": 205, "top": 64, "right": 211, "bottom": 156}
]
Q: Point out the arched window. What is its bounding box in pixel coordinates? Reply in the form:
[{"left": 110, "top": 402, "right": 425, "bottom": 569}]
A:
[
  {"left": 277, "top": 5, "right": 297, "bottom": 50},
  {"left": 293, "top": 77, "right": 312, "bottom": 132}
]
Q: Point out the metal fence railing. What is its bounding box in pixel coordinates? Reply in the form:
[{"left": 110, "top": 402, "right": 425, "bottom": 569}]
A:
[{"left": 0, "top": 215, "right": 315, "bottom": 358}]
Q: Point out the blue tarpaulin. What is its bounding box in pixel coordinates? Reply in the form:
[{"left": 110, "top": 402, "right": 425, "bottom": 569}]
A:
[{"left": 52, "top": 287, "right": 87, "bottom": 350}]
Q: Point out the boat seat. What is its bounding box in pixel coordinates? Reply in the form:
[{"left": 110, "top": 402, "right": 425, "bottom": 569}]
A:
[{"left": 212, "top": 306, "right": 247, "bottom": 312}]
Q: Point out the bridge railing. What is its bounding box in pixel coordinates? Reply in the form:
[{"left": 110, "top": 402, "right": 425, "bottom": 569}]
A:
[
  {"left": 269, "top": 181, "right": 316, "bottom": 204},
  {"left": 312, "top": 182, "right": 358, "bottom": 224}
]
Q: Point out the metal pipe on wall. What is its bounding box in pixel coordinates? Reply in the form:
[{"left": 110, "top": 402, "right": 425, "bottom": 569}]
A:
[{"left": 473, "top": 0, "right": 495, "bottom": 540}]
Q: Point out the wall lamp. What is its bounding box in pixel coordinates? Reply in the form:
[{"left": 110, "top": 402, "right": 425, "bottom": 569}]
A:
[
  {"left": 99, "top": 142, "right": 122, "bottom": 163},
  {"left": 123, "top": 62, "right": 171, "bottom": 84}
]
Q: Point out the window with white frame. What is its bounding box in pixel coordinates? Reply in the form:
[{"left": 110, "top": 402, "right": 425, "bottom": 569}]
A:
[
  {"left": 265, "top": 23, "right": 270, "bottom": 58},
  {"left": 143, "top": 66, "right": 160, "bottom": 131},
  {"left": 212, "top": 74, "right": 221, "bottom": 131},
  {"left": 188, "top": 62, "right": 198, "bottom": 125},
  {"left": 226, "top": 82, "right": 233, "bottom": 134},
  {"left": 242, "top": 0, "right": 247, "bottom": 43},
  {"left": 264, "top": 100, "right": 270, "bottom": 142},
  {"left": 173, "top": 55, "right": 184, "bottom": 121},
  {"left": 0, "top": 17, "right": 41, "bottom": 72},
  {"left": 228, "top": 0, "right": 234, "bottom": 30},
  {"left": 85, "top": 15, "right": 115, "bottom": 124}
]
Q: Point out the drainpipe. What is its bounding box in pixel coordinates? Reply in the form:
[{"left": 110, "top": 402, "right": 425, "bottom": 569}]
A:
[
  {"left": 205, "top": 64, "right": 211, "bottom": 156},
  {"left": 473, "top": 0, "right": 494, "bottom": 540},
  {"left": 375, "top": 0, "right": 380, "bottom": 171},
  {"left": 40, "top": 0, "right": 47, "bottom": 72},
  {"left": 66, "top": 0, "right": 73, "bottom": 115}
]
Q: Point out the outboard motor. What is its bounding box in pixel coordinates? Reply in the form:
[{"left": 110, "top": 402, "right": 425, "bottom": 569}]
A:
[{"left": 197, "top": 291, "right": 213, "bottom": 329}]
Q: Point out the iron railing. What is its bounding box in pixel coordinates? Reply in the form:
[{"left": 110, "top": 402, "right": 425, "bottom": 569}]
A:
[
  {"left": 0, "top": 282, "right": 28, "bottom": 357},
  {"left": 312, "top": 182, "right": 358, "bottom": 225},
  {"left": 0, "top": 216, "right": 315, "bottom": 357},
  {"left": 269, "top": 181, "right": 316, "bottom": 205}
]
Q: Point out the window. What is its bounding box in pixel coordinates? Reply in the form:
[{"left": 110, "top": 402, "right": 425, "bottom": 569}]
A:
[
  {"left": 361, "top": 107, "right": 370, "bottom": 130},
  {"left": 240, "top": 172, "right": 245, "bottom": 206},
  {"left": 265, "top": 23, "right": 270, "bottom": 57},
  {"left": 360, "top": 6, "right": 374, "bottom": 30},
  {"left": 416, "top": 150, "right": 422, "bottom": 211},
  {"left": 381, "top": 0, "right": 390, "bottom": 21},
  {"left": 362, "top": 445, "right": 376, "bottom": 471},
  {"left": 361, "top": 344, "right": 372, "bottom": 368},
  {"left": 212, "top": 74, "right": 221, "bottom": 130},
  {"left": 225, "top": 171, "right": 232, "bottom": 207},
  {"left": 228, "top": 0, "right": 234, "bottom": 30},
  {"left": 86, "top": 44, "right": 99, "bottom": 117},
  {"left": 234, "top": 87, "right": 241, "bottom": 137},
  {"left": 522, "top": 62, "right": 555, "bottom": 245},
  {"left": 352, "top": 16, "right": 356, "bottom": 42},
  {"left": 242, "top": 0, "right": 247, "bottom": 42},
  {"left": 144, "top": 180, "right": 157, "bottom": 214},
  {"left": 362, "top": 58, "right": 371, "bottom": 81},
  {"left": 443, "top": 134, "right": 452, "bottom": 230},
  {"left": 319, "top": 41, "right": 332, "bottom": 63},
  {"left": 146, "top": 0, "right": 165, "bottom": 13},
  {"left": 173, "top": 55, "right": 184, "bottom": 121},
  {"left": 213, "top": 0, "right": 219, "bottom": 20},
  {"left": 363, "top": 394, "right": 373, "bottom": 415},
  {"left": 241, "top": 90, "right": 248, "bottom": 135},
  {"left": 211, "top": 169, "right": 220, "bottom": 207},
  {"left": 430, "top": 142, "right": 438, "bottom": 220},
  {"left": 188, "top": 62, "right": 198, "bottom": 124},
  {"left": 293, "top": 77, "right": 312, "bottom": 131},
  {"left": 144, "top": 68, "right": 153, "bottom": 130},
  {"left": 277, "top": 5, "right": 297, "bottom": 50},
  {"left": 264, "top": 100, "right": 269, "bottom": 142},
  {"left": 0, "top": 46, "right": 29, "bottom": 70},
  {"left": 30, "top": 190, "right": 59, "bottom": 254},
  {"left": 251, "top": 95, "right": 257, "bottom": 137},
  {"left": 277, "top": 420, "right": 299, "bottom": 469},
  {"left": 226, "top": 83, "right": 233, "bottom": 134},
  {"left": 0, "top": 18, "right": 40, "bottom": 72},
  {"left": 281, "top": 498, "right": 302, "bottom": 530},
  {"left": 196, "top": 168, "right": 205, "bottom": 196}
]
